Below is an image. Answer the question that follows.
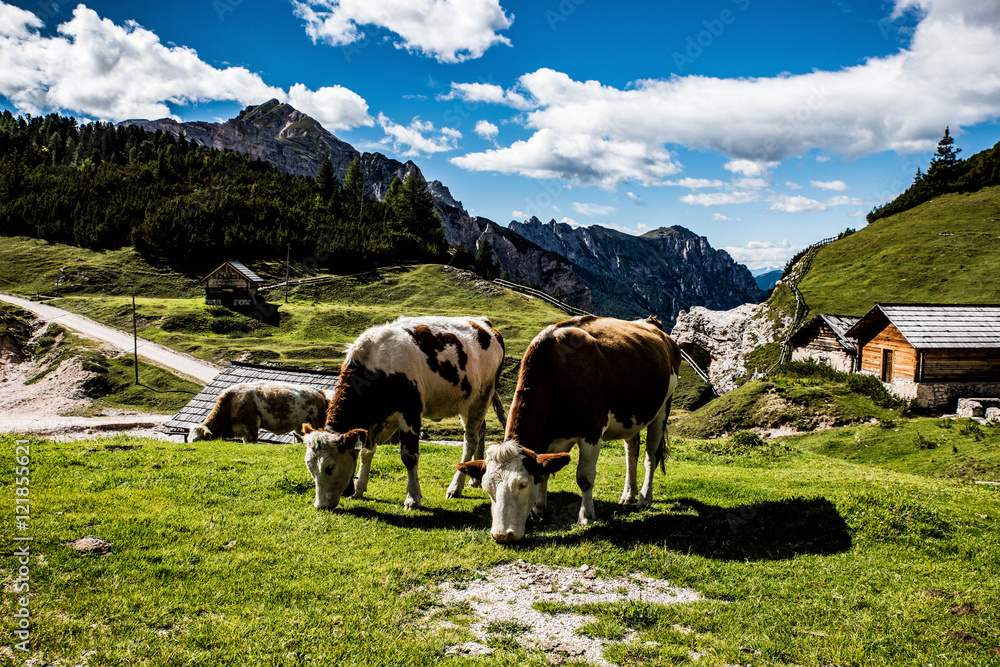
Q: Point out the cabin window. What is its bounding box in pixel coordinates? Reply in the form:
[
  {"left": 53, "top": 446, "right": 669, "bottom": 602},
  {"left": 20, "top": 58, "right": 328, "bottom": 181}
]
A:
[{"left": 881, "top": 349, "right": 894, "bottom": 382}]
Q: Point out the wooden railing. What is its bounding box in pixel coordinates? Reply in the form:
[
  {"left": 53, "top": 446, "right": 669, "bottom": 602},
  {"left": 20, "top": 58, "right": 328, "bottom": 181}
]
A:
[{"left": 493, "top": 278, "right": 592, "bottom": 317}]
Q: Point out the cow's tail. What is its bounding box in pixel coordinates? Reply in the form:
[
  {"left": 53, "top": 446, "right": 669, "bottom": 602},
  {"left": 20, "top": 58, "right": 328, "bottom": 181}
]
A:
[
  {"left": 655, "top": 394, "right": 674, "bottom": 473},
  {"left": 491, "top": 391, "right": 507, "bottom": 429}
]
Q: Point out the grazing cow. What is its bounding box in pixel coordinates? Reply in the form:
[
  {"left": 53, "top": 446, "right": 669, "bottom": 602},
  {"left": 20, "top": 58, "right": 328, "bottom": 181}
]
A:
[
  {"left": 456, "top": 315, "right": 680, "bottom": 543},
  {"left": 302, "top": 316, "right": 506, "bottom": 510},
  {"left": 189, "top": 382, "right": 328, "bottom": 444}
]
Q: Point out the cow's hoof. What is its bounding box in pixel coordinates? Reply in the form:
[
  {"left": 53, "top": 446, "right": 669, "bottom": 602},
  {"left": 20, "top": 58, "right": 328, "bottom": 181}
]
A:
[
  {"left": 577, "top": 516, "right": 593, "bottom": 526},
  {"left": 619, "top": 493, "right": 635, "bottom": 505},
  {"left": 445, "top": 487, "right": 462, "bottom": 499},
  {"left": 637, "top": 495, "right": 652, "bottom": 509},
  {"left": 350, "top": 491, "right": 366, "bottom": 500},
  {"left": 404, "top": 499, "right": 422, "bottom": 511}
]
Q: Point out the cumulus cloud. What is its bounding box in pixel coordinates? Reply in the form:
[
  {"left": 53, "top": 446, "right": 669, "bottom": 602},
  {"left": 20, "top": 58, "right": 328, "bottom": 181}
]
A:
[
  {"left": 680, "top": 191, "right": 760, "bottom": 206},
  {"left": 721, "top": 239, "right": 797, "bottom": 271},
  {"left": 439, "top": 82, "right": 534, "bottom": 110},
  {"left": 474, "top": 119, "right": 499, "bottom": 140},
  {"left": 377, "top": 113, "right": 461, "bottom": 156},
  {"left": 0, "top": 3, "right": 372, "bottom": 131},
  {"left": 293, "top": 0, "right": 513, "bottom": 63},
  {"left": 711, "top": 213, "right": 742, "bottom": 222},
  {"left": 785, "top": 181, "right": 803, "bottom": 189},
  {"left": 665, "top": 177, "right": 726, "bottom": 188},
  {"left": 768, "top": 193, "right": 864, "bottom": 213},
  {"left": 450, "top": 0, "right": 1000, "bottom": 188},
  {"left": 626, "top": 191, "right": 648, "bottom": 206},
  {"left": 572, "top": 202, "right": 615, "bottom": 217},
  {"left": 810, "top": 179, "right": 850, "bottom": 191}
]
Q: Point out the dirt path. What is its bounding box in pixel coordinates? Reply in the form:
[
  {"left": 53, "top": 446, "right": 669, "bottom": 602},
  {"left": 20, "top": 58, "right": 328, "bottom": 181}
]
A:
[{"left": 0, "top": 292, "right": 220, "bottom": 384}]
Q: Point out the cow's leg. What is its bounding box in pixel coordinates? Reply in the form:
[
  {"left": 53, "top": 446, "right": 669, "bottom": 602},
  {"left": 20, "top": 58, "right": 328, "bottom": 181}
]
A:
[
  {"left": 447, "top": 404, "right": 487, "bottom": 498},
  {"left": 468, "top": 418, "right": 486, "bottom": 488},
  {"left": 353, "top": 422, "right": 392, "bottom": 499},
  {"left": 532, "top": 476, "right": 549, "bottom": 520},
  {"left": 619, "top": 433, "right": 641, "bottom": 505},
  {"left": 576, "top": 441, "right": 601, "bottom": 525},
  {"left": 400, "top": 426, "right": 422, "bottom": 510},
  {"left": 637, "top": 410, "right": 667, "bottom": 508}
]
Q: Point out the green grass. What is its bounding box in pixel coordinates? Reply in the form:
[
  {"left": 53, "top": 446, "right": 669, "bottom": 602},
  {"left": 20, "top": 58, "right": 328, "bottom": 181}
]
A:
[
  {"left": 48, "top": 264, "right": 569, "bottom": 401},
  {"left": 796, "top": 186, "right": 1000, "bottom": 316},
  {"left": 3, "top": 429, "right": 999, "bottom": 666}
]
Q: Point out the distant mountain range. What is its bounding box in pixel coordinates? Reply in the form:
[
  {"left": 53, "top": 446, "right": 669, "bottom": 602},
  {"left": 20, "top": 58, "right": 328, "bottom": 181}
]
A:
[
  {"left": 122, "top": 100, "right": 764, "bottom": 325},
  {"left": 752, "top": 269, "right": 783, "bottom": 291}
]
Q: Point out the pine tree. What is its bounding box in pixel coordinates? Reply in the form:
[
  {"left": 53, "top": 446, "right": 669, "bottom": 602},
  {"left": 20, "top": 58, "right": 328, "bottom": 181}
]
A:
[
  {"left": 925, "top": 127, "right": 962, "bottom": 190},
  {"left": 473, "top": 237, "right": 500, "bottom": 279},
  {"left": 316, "top": 158, "right": 336, "bottom": 201}
]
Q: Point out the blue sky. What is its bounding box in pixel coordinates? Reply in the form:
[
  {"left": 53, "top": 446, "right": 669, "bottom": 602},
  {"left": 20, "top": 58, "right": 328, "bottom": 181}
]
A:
[{"left": 2, "top": 0, "right": 1000, "bottom": 270}]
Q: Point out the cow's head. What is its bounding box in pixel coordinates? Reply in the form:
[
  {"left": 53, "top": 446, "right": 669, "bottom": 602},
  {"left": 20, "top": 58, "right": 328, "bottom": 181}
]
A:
[
  {"left": 302, "top": 424, "right": 366, "bottom": 509},
  {"left": 189, "top": 424, "right": 213, "bottom": 442},
  {"left": 456, "top": 441, "right": 571, "bottom": 543}
]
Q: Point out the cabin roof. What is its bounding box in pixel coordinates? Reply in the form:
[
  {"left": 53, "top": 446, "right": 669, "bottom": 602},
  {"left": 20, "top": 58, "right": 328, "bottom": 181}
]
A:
[
  {"left": 203, "top": 260, "right": 264, "bottom": 284},
  {"left": 789, "top": 313, "right": 860, "bottom": 351},
  {"left": 162, "top": 362, "right": 338, "bottom": 444},
  {"left": 845, "top": 304, "right": 1000, "bottom": 349}
]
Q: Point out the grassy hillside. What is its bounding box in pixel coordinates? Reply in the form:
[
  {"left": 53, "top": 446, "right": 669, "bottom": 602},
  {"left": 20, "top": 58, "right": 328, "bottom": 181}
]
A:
[
  {"left": 796, "top": 186, "right": 1000, "bottom": 316},
  {"left": 2, "top": 429, "right": 998, "bottom": 666}
]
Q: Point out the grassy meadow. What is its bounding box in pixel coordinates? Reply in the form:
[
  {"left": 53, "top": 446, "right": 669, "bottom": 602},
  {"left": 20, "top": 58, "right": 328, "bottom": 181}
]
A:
[{"left": 2, "top": 420, "right": 999, "bottom": 666}]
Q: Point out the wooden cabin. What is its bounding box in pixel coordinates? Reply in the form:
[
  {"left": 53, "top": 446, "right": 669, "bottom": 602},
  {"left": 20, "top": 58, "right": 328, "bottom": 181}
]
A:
[
  {"left": 845, "top": 304, "right": 1000, "bottom": 411},
  {"left": 202, "top": 260, "right": 265, "bottom": 306},
  {"left": 789, "top": 314, "right": 860, "bottom": 373}
]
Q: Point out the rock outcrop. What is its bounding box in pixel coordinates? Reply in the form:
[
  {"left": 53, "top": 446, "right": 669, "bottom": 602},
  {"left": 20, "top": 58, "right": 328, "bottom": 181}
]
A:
[
  {"left": 671, "top": 303, "right": 788, "bottom": 393},
  {"left": 510, "top": 219, "right": 765, "bottom": 327}
]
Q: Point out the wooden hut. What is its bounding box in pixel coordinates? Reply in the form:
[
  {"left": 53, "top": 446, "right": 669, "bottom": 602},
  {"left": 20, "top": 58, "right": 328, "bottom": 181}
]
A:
[
  {"left": 844, "top": 304, "right": 1000, "bottom": 411},
  {"left": 789, "top": 313, "right": 860, "bottom": 373},
  {"left": 202, "top": 260, "right": 264, "bottom": 306}
]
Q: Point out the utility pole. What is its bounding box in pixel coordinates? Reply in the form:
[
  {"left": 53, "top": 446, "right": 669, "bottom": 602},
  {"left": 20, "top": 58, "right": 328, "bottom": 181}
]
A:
[
  {"left": 132, "top": 293, "right": 139, "bottom": 385},
  {"left": 284, "top": 242, "right": 291, "bottom": 304}
]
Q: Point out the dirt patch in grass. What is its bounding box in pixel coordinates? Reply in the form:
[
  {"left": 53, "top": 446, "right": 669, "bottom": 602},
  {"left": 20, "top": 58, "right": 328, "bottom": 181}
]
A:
[{"left": 430, "top": 560, "right": 701, "bottom": 665}]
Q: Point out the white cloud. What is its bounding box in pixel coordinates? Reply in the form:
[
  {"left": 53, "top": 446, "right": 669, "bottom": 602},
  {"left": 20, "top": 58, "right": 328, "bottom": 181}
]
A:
[
  {"left": 732, "top": 177, "right": 771, "bottom": 190},
  {"left": 440, "top": 82, "right": 533, "bottom": 109},
  {"left": 572, "top": 202, "right": 616, "bottom": 217},
  {"left": 810, "top": 179, "right": 850, "bottom": 191},
  {"left": 768, "top": 193, "right": 865, "bottom": 213},
  {"left": 293, "top": 0, "right": 513, "bottom": 63},
  {"left": 626, "top": 191, "right": 648, "bottom": 206},
  {"left": 724, "top": 160, "right": 779, "bottom": 177},
  {"left": 815, "top": 155, "right": 832, "bottom": 162},
  {"left": 474, "top": 119, "right": 499, "bottom": 140},
  {"left": 377, "top": 113, "right": 461, "bottom": 156},
  {"left": 849, "top": 209, "right": 866, "bottom": 218},
  {"left": 721, "top": 239, "right": 797, "bottom": 271},
  {"left": 511, "top": 209, "right": 531, "bottom": 220},
  {"left": 451, "top": 1, "right": 1000, "bottom": 188},
  {"left": 785, "top": 180, "right": 803, "bottom": 189},
  {"left": 0, "top": 3, "right": 373, "bottom": 131},
  {"left": 665, "top": 177, "right": 725, "bottom": 188},
  {"left": 559, "top": 216, "right": 580, "bottom": 226},
  {"left": 680, "top": 191, "right": 760, "bottom": 206},
  {"left": 711, "top": 213, "right": 742, "bottom": 222}
]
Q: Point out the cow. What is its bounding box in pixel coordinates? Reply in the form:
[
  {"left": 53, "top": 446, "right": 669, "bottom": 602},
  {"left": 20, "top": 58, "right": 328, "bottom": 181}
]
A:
[
  {"left": 302, "top": 315, "right": 506, "bottom": 510},
  {"left": 455, "top": 315, "right": 680, "bottom": 543},
  {"left": 189, "top": 382, "right": 328, "bottom": 444}
]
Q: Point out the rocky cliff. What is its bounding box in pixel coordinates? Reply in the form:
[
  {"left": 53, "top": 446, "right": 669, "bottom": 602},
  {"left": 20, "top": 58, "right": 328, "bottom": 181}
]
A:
[
  {"left": 120, "top": 99, "right": 416, "bottom": 200},
  {"left": 509, "top": 219, "right": 765, "bottom": 327}
]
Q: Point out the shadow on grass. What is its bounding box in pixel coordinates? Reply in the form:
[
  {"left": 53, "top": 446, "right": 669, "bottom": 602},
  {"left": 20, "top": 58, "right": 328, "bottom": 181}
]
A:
[
  {"left": 340, "top": 501, "right": 492, "bottom": 531},
  {"left": 538, "top": 493, "right": 852, "bottom": 560}
]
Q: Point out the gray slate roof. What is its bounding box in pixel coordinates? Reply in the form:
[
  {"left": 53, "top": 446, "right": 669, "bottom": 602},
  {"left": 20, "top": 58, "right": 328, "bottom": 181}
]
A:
[
  {"left": 847, "top": 304, "right": 1000, "bottom": 349},
  {"left": 791, "top": 313, "right": 860, "bottom": 351},
  {"left": 207, "top": 260, "right": 264, "bottom": 284},
  {"left": 163, "top": 363, "right": 337, "bottom": 444}
]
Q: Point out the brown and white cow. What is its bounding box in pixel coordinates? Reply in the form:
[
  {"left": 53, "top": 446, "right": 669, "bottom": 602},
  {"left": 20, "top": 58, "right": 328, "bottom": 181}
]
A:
[
  {"left": 456, "top": 315, "right": 680, "bottom": 543},
  {"left": 302, "top": 315, "right": 506, "bottom": 510},
  {"left": 189, "top": 382, "right": 328, "bottom": 444}
]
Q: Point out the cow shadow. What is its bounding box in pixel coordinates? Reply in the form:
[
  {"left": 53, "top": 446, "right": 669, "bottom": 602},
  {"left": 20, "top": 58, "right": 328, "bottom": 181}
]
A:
[
  {"left": 339, "top": 500, "right": 491, "bottom": 531},
  {"left": 534, "top": 493, "right": 852, "bottom": 561}
]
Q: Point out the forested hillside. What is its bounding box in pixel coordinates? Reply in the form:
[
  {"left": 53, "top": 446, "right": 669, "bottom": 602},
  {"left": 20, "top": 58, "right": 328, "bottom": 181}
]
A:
[{"left": 0, "top": 111, "right": 446, "bottom": 271}]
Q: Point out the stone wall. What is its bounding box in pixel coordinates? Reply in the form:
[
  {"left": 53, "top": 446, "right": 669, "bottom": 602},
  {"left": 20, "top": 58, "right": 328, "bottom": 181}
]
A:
[
  {"left": 791, "top": 347, "right": 855, "bottom": 374},
  {"left": 858, "top": 371, "right": 1000, "bottom": 412}
]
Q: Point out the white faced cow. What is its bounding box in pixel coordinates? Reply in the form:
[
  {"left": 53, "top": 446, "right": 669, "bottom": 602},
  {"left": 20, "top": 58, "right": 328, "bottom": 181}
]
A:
[
  {"left": 189, "top": 382, "right": 328, "bottom": 444},
  {"left": 302, "top": 316, "right": 506, "bottom": 510},
  {"left": 456, "top": 315, "right": 680, "bottom": 543}
]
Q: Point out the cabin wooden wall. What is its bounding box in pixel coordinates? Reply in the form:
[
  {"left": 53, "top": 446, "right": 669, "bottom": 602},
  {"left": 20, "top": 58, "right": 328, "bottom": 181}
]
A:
[
  {"left": 921, "top": 349, "right": 1000, "bottom": 381},
  {"left": 858, "top": 323, "right": 917, "bottom": 382}
]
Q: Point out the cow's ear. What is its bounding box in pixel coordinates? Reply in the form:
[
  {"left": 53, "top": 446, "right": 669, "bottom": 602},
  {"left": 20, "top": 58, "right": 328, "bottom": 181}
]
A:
[
  {"left": 339, "top": 428, "right": 366, "bottom": 453},
  {"left": 536, "top": 452, "right": 572, "bottom": 476},
  {"left": 302, "top": 423, "right": 315, "bottom": 434},
  {"left": 455, "top": 460, "right": 487, "bottom": 480}
]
